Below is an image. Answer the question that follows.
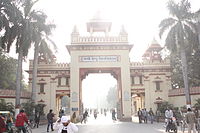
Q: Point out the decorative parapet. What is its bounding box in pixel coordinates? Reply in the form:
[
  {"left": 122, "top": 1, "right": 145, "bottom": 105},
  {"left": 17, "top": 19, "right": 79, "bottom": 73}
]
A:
[
  {"left": 29, "top": 60, "right": 70, "bottom": 69},
  {"left": 130, "top": 62, "right": 144, "bottom": 67},
  {"left": 71, "top": 36, "right": 128, "bottom": 44},
  {"left": 56, "top": 63, "right": 70, "bottom": 68},
  {"left": 168, "top": 87, "right": 200, "bottom": 97},
  {"left": 131, "top": 88, "right": 145, "bottom": 94},
  {"left": 0, "top": 90, "right": 31, "bottom": 99},
  {"left": 130, "top": 60, "right": 170, "bottom": 67}
]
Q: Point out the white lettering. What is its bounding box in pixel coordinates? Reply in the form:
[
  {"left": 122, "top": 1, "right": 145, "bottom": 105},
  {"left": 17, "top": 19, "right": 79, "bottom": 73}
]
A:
[{"left": 80, "top": 56, "right": 119, "bottom": 62}]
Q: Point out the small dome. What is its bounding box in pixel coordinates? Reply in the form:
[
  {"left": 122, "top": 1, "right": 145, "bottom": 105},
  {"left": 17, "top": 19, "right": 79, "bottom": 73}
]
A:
[{"left": 151, "top": 37, "right": 158, "bottom": 44}]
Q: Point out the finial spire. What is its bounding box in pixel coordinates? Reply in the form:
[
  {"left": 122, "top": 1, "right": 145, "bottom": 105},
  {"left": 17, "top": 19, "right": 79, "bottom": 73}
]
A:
[
  {"left": 151, "top": 37, "right": 158, "bottom": 44},
  {"left": 120, "top": 25, "right": 127, "bottom": 35},
  {"left": 72, "top": 25, "right": 79, "bottom": 33}
]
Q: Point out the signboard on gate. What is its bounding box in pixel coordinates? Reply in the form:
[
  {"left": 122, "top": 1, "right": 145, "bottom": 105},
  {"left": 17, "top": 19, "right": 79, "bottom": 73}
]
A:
[
  {"left": 79, "top": 55, "right": 120, "bottom": 62},
  {"left": 72, "top": 108, "right": 78, "bottom": 111}
]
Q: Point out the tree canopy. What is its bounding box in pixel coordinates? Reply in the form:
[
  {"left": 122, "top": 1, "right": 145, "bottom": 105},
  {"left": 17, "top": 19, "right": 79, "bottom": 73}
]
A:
[
  {"left": 0, "top": 50, "right": 27, "bottom": 90},
  {"left": 160, "top": 0, "right": 200, "bottom": 90}
]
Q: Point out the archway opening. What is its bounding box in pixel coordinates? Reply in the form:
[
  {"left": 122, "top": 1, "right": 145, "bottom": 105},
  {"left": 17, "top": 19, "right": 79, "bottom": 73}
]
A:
[
  {"left": 82, "top": 73, "right": 117, "bottom": 108},
  {"left": 82, "top": 73, "right": 118, "bottom": 120}
]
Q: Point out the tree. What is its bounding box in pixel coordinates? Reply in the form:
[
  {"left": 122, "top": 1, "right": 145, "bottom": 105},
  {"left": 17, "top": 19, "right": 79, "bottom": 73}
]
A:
[
  {"left": 30, "top": 2, "right": 56, "bottom": 102},
  {"left": 159, "top": 0, "right": 199, "bottom": 107},
  {"left": 106, "top": 86, "right": 117, "bottom": 108},
  {"left": 32, "top": 34, "right": 56, "bottom": 103},
  {"left": 0, "top": 99, "right": 14, "bottom": 114},
  {"left": 21, "top": 100, "right": 35, "bottom": 117},
  {"left": 170, "top": 53, "right": 184, "bottom": 88},
  {"left": 157, "top": 101, "right": 174, "bottom": 113},
  {"left": 0, "top": 50, "right": 17, "bottom": 89},
  {"left": 1, "top": 0, "right": 55, "bottom": 107},
  {"left": 1, "top": 0, "right": 32, "bottom": 108},
  {"left": 194, "top": 98, "right": 200, "bottom": 109},
  {"left": 21, "top": 100, "right": 45, "bottom": 118},
  {"left": 0, "top": 0, "right": 22, "bottom": 51}
]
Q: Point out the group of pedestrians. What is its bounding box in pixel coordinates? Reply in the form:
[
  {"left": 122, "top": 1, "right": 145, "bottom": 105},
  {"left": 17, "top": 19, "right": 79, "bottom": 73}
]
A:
[
  {"left": 137, "top": 106, "right": 200, "bottom": 133},
  {"left": 137, "top": 108, "right": 154, "bottom": 124}
]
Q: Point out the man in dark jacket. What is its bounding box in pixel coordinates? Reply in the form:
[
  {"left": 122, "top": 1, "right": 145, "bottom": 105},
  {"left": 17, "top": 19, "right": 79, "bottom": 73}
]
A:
[
  {"left": 137, "top": 108, "right": 143, "bottom": 123},
  {"left": 81, "top": 110, "right": 88, "bottom": 124},
  {"left": 47, "top": 109, "right": 54, "bottom": 132},
  {"left": 34, "top": 112, "right": 40, "bottom": 128},
  {"left": 15, "top": 110, "right": 29, "bottom": 133}
]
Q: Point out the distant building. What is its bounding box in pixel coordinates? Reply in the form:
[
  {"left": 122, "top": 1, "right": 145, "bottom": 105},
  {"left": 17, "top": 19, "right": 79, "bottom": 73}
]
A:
[{"left": 0, "top": 90, "right": 31, "bottom": 104}]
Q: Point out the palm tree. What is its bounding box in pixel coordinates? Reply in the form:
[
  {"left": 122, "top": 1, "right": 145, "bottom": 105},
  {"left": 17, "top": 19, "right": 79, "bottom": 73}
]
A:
[
  {"left": 0, "top": 0, "right": 25, "bottom": 108},
  {"left": 159, "top": 0, "right": 199, "bottom": 107},
  {"left": 32, "top": 37, "right": 57, "bottom": 102},
  {"left": 27, "top": 0, "right": 56, "bottom": 102},
  {"left": 0, "top": 0, "right": 22, "bottom": 51},
  {"left": 1, "top": 0, "right": 56, "bottom": 107}
]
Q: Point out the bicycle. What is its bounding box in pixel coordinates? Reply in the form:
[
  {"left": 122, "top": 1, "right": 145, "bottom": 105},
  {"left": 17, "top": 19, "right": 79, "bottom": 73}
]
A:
[
  {"left": 29, "top": 119, "right": 36, "bottom": 129},
  {"left": 12, "top": 124, "right": 32, "bottom": 133}
]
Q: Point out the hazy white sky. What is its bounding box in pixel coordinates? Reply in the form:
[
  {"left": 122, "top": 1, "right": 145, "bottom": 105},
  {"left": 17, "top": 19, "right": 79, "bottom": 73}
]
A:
[
  {"left": 33, "top": 0, "right": 200, "bottom": 63},
  {"left": 35, "top": 0, "right": 168, "bottom": 63}
]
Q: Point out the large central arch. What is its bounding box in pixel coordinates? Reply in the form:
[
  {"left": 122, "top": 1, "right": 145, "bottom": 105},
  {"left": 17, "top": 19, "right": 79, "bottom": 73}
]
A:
[{"left": 79, "top": 67, "right": 123, "bottom": 118}]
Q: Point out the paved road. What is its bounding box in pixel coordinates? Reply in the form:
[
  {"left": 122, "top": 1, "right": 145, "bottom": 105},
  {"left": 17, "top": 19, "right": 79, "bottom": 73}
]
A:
[{"left": 32, "top": 113, "right": 184, "bottom": 133}]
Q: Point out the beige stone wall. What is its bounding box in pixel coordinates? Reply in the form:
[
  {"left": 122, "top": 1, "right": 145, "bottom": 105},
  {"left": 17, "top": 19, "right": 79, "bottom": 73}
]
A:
[
  {"left": 2, "top": 98, "right": 29, "bottom": 106},
  {"left": 131, "top": 59, "right": 171, "bottom": 113},
  {"left": 28, "top": 60, "right": 70, "bottom": 116},
  {"left": 169, "top": 95, "right": 200, "bottom": 108}
]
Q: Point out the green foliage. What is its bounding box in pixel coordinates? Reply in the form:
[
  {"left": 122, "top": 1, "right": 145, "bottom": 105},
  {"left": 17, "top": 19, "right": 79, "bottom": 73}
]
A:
[
  {"left": 35, "top": 104, "right": 45, "bottom": 116},
  {"left": 0, "top": 50, "right": 17, "bottom": 89},
  {"left": 157, "top": 101, "right": 174, "bottom": 113},
  {"left": 194, "top": 98, "right": 200, "bottom": 109},
  {"left": 170, "top": 54, "right": 184, "bottom": 88},
  {"left": 170, "top": 49, "right": 200, "bottom": 88},
  {"left": 0, "top": 99, "right": 14, "bottom": 114},
  {"left": 188, "top": 50, "right": 200, "bottom": 87},
  {"left": 21, "top": 100, "right": 46, "bottom": 117},
  {"left": 0, "top": 50, "right": 28, "bottom": 90},
  {"left": 21, "top": 100, "right": 35, "bottom": 117}
]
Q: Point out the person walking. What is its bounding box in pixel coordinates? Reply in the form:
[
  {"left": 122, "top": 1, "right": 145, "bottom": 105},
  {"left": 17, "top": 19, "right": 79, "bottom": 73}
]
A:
[
  {"left": 47, "top": 109, "right": 55, "bottom": 132},
  {"left": 15, "top": 109, "right": 29, "bottom": 133},
  {"left": 156, "top": 109, "right": 161, "bottom": 123},
  {"left": 94, "top": 110, "right": 97, "bottom": 119},
  {"left": 149, "top": 108, "right": 154, "bottom": 124},
  {"left": 54, "top": 116, "right": 78, "bottom": 133},
  {"left": 81, "top": 110, "right": 88, "bottom": 124},
  {"left": 0, "top": 114, "right": 6, "bottom": 133},
  {"left": 112, "top": 109, "right": 116, "bottom": 121},
  {"left": 59, "top": 110, "right": 65, "bottom": 118},
  {"left": 71, "top": 112, "right": 76, "bottom": 123},
  {"left": 165, "top": 107, "right": 173, "bottom": 131},
  {"left": 34, "top": 112, "right": 40, "bottom": 128},
  {"left": 137, "top": 108, "right": 143, "bottom": 123},
  {"left": 186, "top": 108, "right": 197, "bottom": 133},
  {"left": 142, "top": 108, "right": 148, "bottom": 123}
]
